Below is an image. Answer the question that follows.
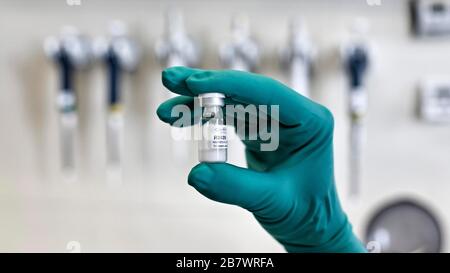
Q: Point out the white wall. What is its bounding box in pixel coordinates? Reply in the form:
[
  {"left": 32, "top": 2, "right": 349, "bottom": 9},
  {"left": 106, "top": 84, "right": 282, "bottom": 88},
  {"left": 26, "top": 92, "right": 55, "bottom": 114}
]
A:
[{"left": 0, "top": 0, "right": 449, "bottom": 252}]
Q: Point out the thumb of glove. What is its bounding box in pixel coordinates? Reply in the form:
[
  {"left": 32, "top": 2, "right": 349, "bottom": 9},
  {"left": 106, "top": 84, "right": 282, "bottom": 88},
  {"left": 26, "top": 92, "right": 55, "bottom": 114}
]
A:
[{"left": 188, "top": 163, "right": 278, "bottom": 211}]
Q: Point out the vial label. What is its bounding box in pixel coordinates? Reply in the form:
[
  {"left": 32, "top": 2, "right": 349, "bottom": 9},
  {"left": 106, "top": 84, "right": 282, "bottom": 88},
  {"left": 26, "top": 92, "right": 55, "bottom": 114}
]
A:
[
  {"left": 211, "top": 126, "right": 227, "bottom": 149},
  {"left": 203, "top": 124, "right": 228, "bottom": 149}
]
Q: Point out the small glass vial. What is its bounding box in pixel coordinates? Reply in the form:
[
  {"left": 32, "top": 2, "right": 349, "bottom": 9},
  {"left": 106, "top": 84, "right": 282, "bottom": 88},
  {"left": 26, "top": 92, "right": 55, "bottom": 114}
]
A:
[{"left": 198, "top": 93, "right": 227, "bottom": 163}]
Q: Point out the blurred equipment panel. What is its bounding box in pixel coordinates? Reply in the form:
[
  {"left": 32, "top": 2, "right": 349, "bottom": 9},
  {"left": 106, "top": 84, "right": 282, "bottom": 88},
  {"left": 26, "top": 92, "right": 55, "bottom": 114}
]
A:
[
  {"left": 411, "top": 0, "right": 450, "bottom": 36},
  {"left": 419, "top": 78, "right": 450, "bottom": 123}
]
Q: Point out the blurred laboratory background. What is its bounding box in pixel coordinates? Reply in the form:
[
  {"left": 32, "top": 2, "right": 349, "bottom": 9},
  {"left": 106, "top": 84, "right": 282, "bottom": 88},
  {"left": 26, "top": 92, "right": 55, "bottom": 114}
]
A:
[{"left": 0, "top": 0, "right": 450, "bottom": 252}]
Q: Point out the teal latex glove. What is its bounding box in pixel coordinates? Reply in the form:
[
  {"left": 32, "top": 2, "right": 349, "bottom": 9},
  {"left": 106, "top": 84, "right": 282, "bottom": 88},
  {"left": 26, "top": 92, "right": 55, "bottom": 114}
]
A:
[{"left": 157, "top": 66, "right": 367, "bottom": 253}]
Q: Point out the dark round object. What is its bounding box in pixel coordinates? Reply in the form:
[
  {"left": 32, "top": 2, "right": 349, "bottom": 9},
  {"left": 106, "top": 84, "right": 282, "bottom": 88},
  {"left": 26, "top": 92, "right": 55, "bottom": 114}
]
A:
[{"left": 365, "top": 199, "right": 443, "bottom": 253}]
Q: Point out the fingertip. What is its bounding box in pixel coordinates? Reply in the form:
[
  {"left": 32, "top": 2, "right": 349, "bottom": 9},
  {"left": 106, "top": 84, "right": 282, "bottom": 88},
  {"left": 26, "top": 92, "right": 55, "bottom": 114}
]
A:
[
  {"left": 187, "top": 163, "right": 233, "bottom": 190},
  {"left": 161, "top": 67, "right": 184, "bottom": 93},
  {"left": 188, "top": 163, "right": 214, "bottom": 188},
  {"left": 185, "top": 70, "right": 217, "bottom": 93},
  {"left": 156, "top": 96, "right": 196, "bottom": 126},
  {"left": 162, "top": 66, "right": 201, "bottom": 95},
  {"left": 188, "top": 163, "right": 214, "bottom": 182},
  {"left": 156, "top": 99, "right": 179, "bottom": 124},
  {"left": 156, "top": 103, "right": 170, "bottom": 123}
]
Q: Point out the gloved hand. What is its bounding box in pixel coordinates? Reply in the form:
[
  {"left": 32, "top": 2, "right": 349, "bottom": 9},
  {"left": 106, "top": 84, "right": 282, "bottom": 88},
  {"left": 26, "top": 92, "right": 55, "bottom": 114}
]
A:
[{"left": 157, "top": 66, "right": 367, "bottom": 253}]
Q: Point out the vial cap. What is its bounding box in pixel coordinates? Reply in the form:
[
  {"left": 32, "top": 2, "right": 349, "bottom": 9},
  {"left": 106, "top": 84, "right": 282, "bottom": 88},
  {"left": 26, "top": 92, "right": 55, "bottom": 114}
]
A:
[
  {"left": 199, "top": 93, "right": 225, "bottom": 107},
  {"left": 198, "top": 93, "right": 225, "bottom": 99}
]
